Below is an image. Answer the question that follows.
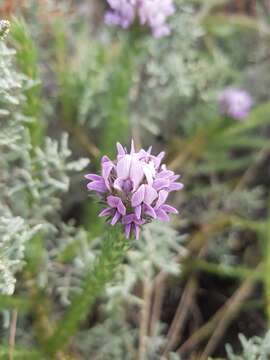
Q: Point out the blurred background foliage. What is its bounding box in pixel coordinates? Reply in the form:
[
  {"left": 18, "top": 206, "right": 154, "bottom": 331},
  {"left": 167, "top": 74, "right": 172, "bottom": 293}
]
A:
[{"left": 1, "top": 0, "right": 270, "bottom": 359}]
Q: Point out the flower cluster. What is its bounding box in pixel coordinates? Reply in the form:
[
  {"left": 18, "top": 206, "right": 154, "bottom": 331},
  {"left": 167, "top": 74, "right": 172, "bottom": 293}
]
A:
[
  {"left": 105, "top": 0, "right": 175, "bottom": 38},
  {"left": 85, "top": 142, "right": 183, "bottom": 240},
  {"left": 219, "top": 87, "right": 253, "bottom": 121}
]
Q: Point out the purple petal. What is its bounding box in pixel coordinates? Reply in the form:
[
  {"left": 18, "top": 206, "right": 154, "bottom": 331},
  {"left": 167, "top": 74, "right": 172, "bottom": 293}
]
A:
[
  {"left": 87, "top": 181, "right": 107, "bottom": 193},
  {"left": 116, "top": 142, "right": 126, "bottom": 156},
  {"left": 134, "top": 224, "right": 140, "bottom": 240},
  {"left": 130, "top": 158, "right": 144, "bottom": 190},
  {"left": 155, "top": 208, "right": 170, "bottom": 222},
  {"left": 144, "top": 204, "right": 156, "bottom": 218},
  {"left": 153, "top": 25, "right": 171, "bottom": 38},
  {"left": 143, "top": 163, "right": 155, "bottom": 185},
  {"left": 106, "top": 196, "right": 126, "bottom": 215},
  {"left": 153, "top": 178, "right": 170, "bottom": 191},
  {"left": 122, "top": 179, "right": 133, "bottom": 193},
  {"left": 99, "top": 208, "right": 113, "bottom": 217},
  {"left": 113, "top": 178, "right": 124, "bottom": 191},
  {"left": 102, "top": 162, "right": 114, "bottom": 190},
  {"left": 84, "top": 174, "right": 102, "bottom": 181},
  {"left": 117, "top": 199, "right": 126, "bottom": 216},
  {"left": 157, "top": 169, "right": 174, "bottom": 178},
  {"left": 122, "top": 214, "right": 135, "bottom": 225},
  {"left": 134, "top": 205, "right": 142, "bottom": 219},
  {"left": 138, "top": 149, "right": 148, "bottom": 159},
  {"left": 102, "top": 155, "right": 112, "bottom": 163},
  {"left": 116, "top": 155, "right": 131, "bottom": 179},
  {"left": 155, "top": 190, "right": 169, "bottom": 209},
  {"left": 155, "top": 151, "right": 165, "bottom": 168},
  {"left": 169, "top": 182, "right": 184, "bottom": 191},
  {"left": 125, "top": 223, "right": 131, "bottom": 239},
  {"left": 144, "top": 185, "right": 158, "bottom": 205},
  {"left": 161, "top": 204, "right": 178, "bottom": 214},
  {"left": 107, "top": 195, "right": 120, "bottom": 208},
  {"left": 131, "top": 185, "right": 145, "bottom": 207},
  {"left": 102, "top": 161, "right": 114, "bottom": 179},
  {"left": 104, "top": 12, "right": 121, "bottom": 26},
  {"left": 111, "top": 211, "right": 121, "bottom": 226}
]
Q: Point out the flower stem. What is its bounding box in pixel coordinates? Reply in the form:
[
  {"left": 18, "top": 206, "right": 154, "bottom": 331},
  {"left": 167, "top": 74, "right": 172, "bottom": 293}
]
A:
[
  {"left": 45, "top": 228, "right": 129, "bottom": 355},
  {"left": 101, "top": 29, "right": 142, "bottom": 157}
]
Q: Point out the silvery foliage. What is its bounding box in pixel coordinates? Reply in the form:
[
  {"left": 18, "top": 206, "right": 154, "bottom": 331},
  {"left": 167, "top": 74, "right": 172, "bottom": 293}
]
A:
[
  {"left": 105, "top": 222, "right": 187, "bottom": 311},
  {"left": 77, "top": 318, "right": 182, "bottom": 360},
  {"left": 77, "top": 316, "right": 182, "bottom": 360},
  {"left": 0, "top": 23, "right": 34, "bottom": 295},
  {"left": 75, "top": 222, "right": 186, "bottom": 359},
  {"left": 0, "top": 217, "right": 38, "bottom": 295},
  {"left": 46, "top": 222, "right": 94, "bottom": 305},
  {"left": 71, "top": 0, "right": 229, "bottom": 135},
  {"left": 133, "top": 0, "right": 229, "bottom": 135},
  {"left": 52, "top": 221, "right": 186, "bottom": 307},
  {"left": 225, "top": 331, "right": 270, "bottom": 360},
  {"left": 0, "top": 24, "right": 88, "bottom": 295}
]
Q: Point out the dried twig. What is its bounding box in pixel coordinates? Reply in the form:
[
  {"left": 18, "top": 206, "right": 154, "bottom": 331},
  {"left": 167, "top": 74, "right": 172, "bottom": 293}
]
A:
[
  {"left": 162, "top": 277, "right": 197, "bottom": 356},
  {"left": 138, "top": 280, "right": 153, "bottom": 360},
  {"left": 177, "top": 266, "right": 260, "bottom": 358},
  {"left": 8, "top": 309, "right": 18, "bottom": 360},
  {"left": 149, "top": 274, "right": 166, "bottom": 337},
  {"left": 60, "top": 118, "right": 100, "bottom": 159},
  {"left": 234, "top": 146, "right": 270, "bottom": 191},
  {"left": 149, "top": 215, "right": 231, "bottom": 349}
]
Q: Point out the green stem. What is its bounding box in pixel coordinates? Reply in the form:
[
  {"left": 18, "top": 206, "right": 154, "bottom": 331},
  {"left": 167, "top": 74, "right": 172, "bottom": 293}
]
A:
[
  {"left": 10, "top": 19, "right": 43, "bottom": 147},
  {"left": 0, "top": 346, "right": 42, "bottom": 360},
  {"left": 101, "top": 30, "right": 142, "bottom": 157},
  {"left": 0, "top": 295, "right": 30, "bottom": 312},
  {"left": 188, "top": 259, "right": 264, "bottom": 282},
  {"left": 45, "top": 228, "right": 129, "bottom": 355}
]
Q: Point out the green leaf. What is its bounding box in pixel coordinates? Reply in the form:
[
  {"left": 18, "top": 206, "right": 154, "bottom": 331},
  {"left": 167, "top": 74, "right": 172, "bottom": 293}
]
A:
[
  {"left": 10, "top": 18, "right": 43, "bottom": 146},
  {"left": 198, "top": 155, "right": 254, "bottom": 173},
  {"left": 0, "top": 346, "right": 43, "bottom": 360},
  {"left": 189, "top": 259, "right": 264, "bottom": 282},
  {"left": 45, "top": 228, "right": 130, "bottom": 355},
  {"left": 203, "top": 14, "right": 270, "bottom": 38},
  {"left": 0, "top": 295, "right": 30, "bottom": 312},
  {"left": 211, "top": 135, "right": 270, "bottom": 150}
]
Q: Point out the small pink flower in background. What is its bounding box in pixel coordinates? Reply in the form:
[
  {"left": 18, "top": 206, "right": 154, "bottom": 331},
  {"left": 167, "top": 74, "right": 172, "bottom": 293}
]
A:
[
  {"left": 85, "top": 141, "right": 183, "bottom": 240},
  {"left": 219, "top": 87, "right": 253, "bottom": 121},
  {"left": 105, "top": 0, "right": 175, "bottom": 38}
]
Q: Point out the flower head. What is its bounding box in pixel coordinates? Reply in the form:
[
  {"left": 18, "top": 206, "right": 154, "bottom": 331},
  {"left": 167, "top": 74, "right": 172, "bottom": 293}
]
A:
[
  {"left": 85, "top": 141, "right": 183, "bottom": 240},
  {"left": 219, "top": 87, "right": 253, "bottom": 121},
  {"left": 105, "top": 0, "right": 175, "bottom": 38}
]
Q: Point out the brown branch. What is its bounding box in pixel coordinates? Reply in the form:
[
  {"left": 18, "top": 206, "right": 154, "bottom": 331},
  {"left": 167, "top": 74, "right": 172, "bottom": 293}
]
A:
[
  {"left": 199, "top": 265, "right": 260, "bottom": 360},
  {"left": 138, "top": 280, "right": 153, "bottom": 360},
  {"left": 177, "top": 266, "right": 260, "bottom": 358},
  {"left": 8, "top": 309, "right": 18, "bottom": 360},
  {"left": 149, "top": 275, "right": 166, "bottom": 337},
  {"left": 149, "top": 214, "right": 231, "bottom": 348},
  {"left": 60, "top": 119, "right": 100, "bottom": 159},
  {"left": 162, "top": 277, "right": 197, "bottom": 356}
]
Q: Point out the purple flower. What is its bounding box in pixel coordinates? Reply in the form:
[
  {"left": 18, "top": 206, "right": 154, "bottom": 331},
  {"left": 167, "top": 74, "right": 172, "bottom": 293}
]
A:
[
  {"left": 219, "top": 88, "right": 253, "bottom": 121},
  {"left": 105, "top": 0, "right": 175, "bottom": 38},
  {"left": 85, "top": 141, "right": 183, "bottom": 240}
]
